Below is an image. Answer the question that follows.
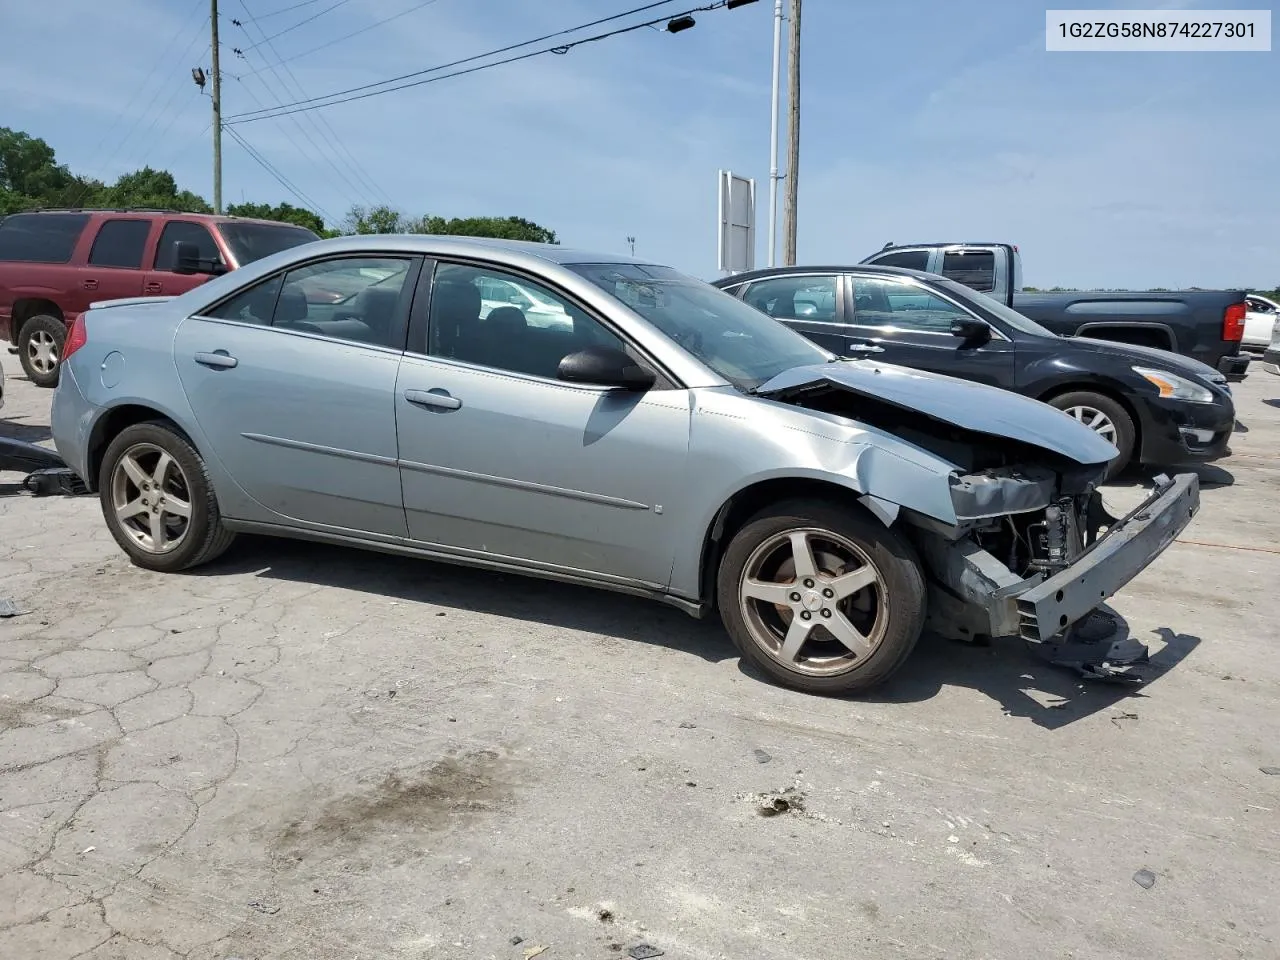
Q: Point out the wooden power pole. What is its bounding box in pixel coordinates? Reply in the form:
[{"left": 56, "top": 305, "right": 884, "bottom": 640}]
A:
[
  {"left": 211, "top": 0, "right": 223, "bottom": 214},
  {"left": 781, "top": 0, "right": 801, "bottom": 265}
]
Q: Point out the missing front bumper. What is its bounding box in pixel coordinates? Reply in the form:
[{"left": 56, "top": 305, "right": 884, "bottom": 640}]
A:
[{"left": 1014, "top": 473, "right": 1199, "bottom": 642}]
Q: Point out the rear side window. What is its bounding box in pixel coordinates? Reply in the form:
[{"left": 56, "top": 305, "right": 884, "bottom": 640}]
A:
[
  {"left": 871, "top": 249, "right": 930, "bottom": 271},
  {"left": 941, "top": 250, "right": 995, "bottom": 292},
  {"left": 88, "top": 219, "right": 152, "bottom": 268},
  {"left": 154, "top": 221, "right": 222, "bottom": 271},
  {"left": 0, "top": 212, "right": 90, "bottom": 263}
]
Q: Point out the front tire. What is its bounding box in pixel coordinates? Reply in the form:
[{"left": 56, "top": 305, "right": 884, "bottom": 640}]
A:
[
  {"left": 18, "top": 314, "right": 65, "bottom": 387},
  {"left": 98, "top": 421, "right": 236, "bottom": 572},
  {"left": 1046, "top": 390, "right": 1136, "bottom": 481},
  {"left": 716, "top": 499, "right": 927, "bottom": 696}
]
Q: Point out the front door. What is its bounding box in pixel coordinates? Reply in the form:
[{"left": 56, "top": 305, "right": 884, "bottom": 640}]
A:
[
  {"left": 394, "top": 260, "right": 692, "bottom": 588},
  {"left": 172, "top": 254, "right": 421, "bottom": 536},
  {"left": 144, "top": 220, "right": 225, "bottom": 297},
  {"left": 844, "top": 273, "right": 1017, "bottom": 387}
]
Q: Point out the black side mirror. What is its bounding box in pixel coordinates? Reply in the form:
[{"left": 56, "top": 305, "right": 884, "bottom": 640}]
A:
[
  {"left": 172, "top": 240, "right": 226, "bottom": 276},
  {"left": 557, "top": 346, "right": 655, "bottom": 391},
  {"left": 951, "top": 317, "right": 991, "bottom": 342}
]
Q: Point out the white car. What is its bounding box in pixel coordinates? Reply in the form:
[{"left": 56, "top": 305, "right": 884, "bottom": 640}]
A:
[
  {"left": 1263, "top": 316, "right": 1280, "bottom": 375},
  {"left": 1243, "top": 294, "right": 1280, "bottom": 351}
]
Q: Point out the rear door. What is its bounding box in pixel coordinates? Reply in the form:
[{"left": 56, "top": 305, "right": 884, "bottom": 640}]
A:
[
  {"left": 80, "top": 217, "right": 150, "bottom": 305},
  {"left": 844, "top": 272, "right": 1016, "bottom": 387},
  {"left": 736, "top": 273, "right": 848, "bottom": 352},
  {"left": 173, "top": 253, "right": 421, "bottom": 536},
  {"left": 145, "top": 220, "right": 226, "bottom": 297}
]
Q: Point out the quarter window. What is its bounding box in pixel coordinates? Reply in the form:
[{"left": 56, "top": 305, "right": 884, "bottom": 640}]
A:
[
  {"left": 0, "top": 213, "right": 89, "bottom": 263},
  {"left": 850, "top": 275, "right": 976, "bottom": 333},
  {"left": 426, "top": 262, "right": 628, "bottom": 379},
  {"left": 742, "top": 275, "right": 838, "bottom": 322},
  {"left": 88, "top": 219, "right": 151, "bottom": 269},
  {"left": 205, "top": 256, "right": 414, "bottom": 349},
  {"left": 155, "top": 221, "right": 222, "bottom": 272}
]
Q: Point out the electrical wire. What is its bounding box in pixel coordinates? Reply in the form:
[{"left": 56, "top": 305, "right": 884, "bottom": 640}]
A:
[
  {"left": 225, "top": 0, "right": 691, "bottom": 123},
  {"left": 237, "top": 0, "right": 355, "bottom": 50},
  {"left": 234, "top": 0, "right": 395, "bottom": 208},
  {"left": 224, "top": 125, "right": 336, "bottom": 223},
  {"left": 237, "top": 0, "right": 445, "bottom": 76},
  {"left": 252, "top": 0, "right": 328, "bottom": 19}
]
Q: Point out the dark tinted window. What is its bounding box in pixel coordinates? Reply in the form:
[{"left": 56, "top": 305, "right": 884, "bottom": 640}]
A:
[
  {"left": 0, "top": 212, "right": 89, "bottom": 263},
  {"left": 155, "top": 221, "right": 222, "bottom": 271},
  {"left": 871, "top": 249, "right": 929, "bottom": 271},
  {"left": 743, "top": 275, "right": 838, "bottom": 321},
  {"left": 941, "top": 250, "right": 995, "bottom": 292},
  {"left": 427, "top": 262, "right": 627, "bottom": 378},
  {"left": 88, "top": 219, "right": 151, "bottom": 268},
  {"left": 218, "top": 222, "right": 319, "bottom": 266}
]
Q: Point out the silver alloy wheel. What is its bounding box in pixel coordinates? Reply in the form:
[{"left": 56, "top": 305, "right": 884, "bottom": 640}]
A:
[
  {"left": 1063, "top": 404, "right": 1118, "bottom": 444},
  {"left": 738, "top": 527, "right": 887, "bottom": 677},
  {"left": 110, "top": 442, "right": 194, "bottom": 555},
  {"left": 27, "top": 329, "right": 58, "bottom": 374}
]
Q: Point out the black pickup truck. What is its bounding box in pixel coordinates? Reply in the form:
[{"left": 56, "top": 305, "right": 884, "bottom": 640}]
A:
[{"left": 860, "top": 243, "right": 1251, "bottom": 380}]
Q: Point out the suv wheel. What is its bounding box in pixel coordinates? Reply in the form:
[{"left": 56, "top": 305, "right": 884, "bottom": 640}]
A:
[
  {"left": 18, "top": 314, "right": 65, "bottom": 388},
  {"left": 716, "top": 499, "right": 927, "bottom": 696}
]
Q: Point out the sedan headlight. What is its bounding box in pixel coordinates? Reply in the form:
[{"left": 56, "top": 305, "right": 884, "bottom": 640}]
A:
[{"left": 1132, "top": 366, "right": 1215, "bottom": 403}]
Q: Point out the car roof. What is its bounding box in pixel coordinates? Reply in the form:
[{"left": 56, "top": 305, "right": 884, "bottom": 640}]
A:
[
  {"left": 283, "top": 233, "right": 646, "bottom": 267},
  {"left": 713, "top": 264, "right": 941, "bottom": 284}
]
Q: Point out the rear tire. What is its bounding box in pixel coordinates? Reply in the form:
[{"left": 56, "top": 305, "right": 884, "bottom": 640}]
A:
[
  {"left": 98, "top": 421, "right": 236, "bottom": 572},
  {"left": 18, "top": 314, "right": 65, "bottom": 388},
  {"left": 1046, "top": 390, "right": 1136, "bottom": 481},
  {"left": 716, "top": 499, "right": 927, "bottom": 696}
]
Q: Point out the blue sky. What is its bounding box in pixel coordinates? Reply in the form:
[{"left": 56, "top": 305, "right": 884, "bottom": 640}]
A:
[{"left": 2, "top": 0, "right": 1276, "bottom": 288}]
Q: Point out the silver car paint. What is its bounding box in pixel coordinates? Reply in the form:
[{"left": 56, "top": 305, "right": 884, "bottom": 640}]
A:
[{"left": 52, "top": 235, "right": 1110, "bottom": 608}]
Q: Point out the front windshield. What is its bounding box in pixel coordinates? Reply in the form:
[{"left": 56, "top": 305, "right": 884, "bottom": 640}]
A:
[
  {"left": 218, "top": 221, "right": 320, "bottom": 266},
  {"left": 569, "top": 262, "right": 832, "bottom": 390},
  {"left": 934, "top": 277, "right": 1059, "bottom": 338}
]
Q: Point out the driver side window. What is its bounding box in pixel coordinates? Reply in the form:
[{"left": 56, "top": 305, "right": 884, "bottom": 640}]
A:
[
  {"left": 426, "top": 262, "right": 628, "bottom": 379},
  {"left": 850, "top": 275, "right": 975, "bottom": 333}
]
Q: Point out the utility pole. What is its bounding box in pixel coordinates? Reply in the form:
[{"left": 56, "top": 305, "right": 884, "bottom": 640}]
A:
[
  {"left": 766, "top": 0, "right": 783, "bottom": 266},
  {"left": 781, "top": 0, "right": 801, "bottom": 265},
  {"left": 210, "top": 0, "right": 223, "bottom": 214}
]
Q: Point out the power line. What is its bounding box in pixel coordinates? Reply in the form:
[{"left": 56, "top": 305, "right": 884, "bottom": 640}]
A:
[
  {"left": 238, "top": 0, "right": 445, "bottom": 77},
  {"left": 225, "top": 0, "right": 690, "bottom": 123},
  {"left": 236, "top": 0, "right": 354, "bottom": 50},
  {"left": 233, "top": 0, "right": 395, "bottom": 207},
  {"left": 224, "top": 125, "right": 336, "bottom": 223},
  {"left": 252, "top": 0, "right": 327, "bottom": 18}
]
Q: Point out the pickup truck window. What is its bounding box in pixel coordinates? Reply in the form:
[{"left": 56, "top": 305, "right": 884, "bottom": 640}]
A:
[
  {"left": 0, "top": 212, "right": 89, "bottom": 263},
  {"left": 851, "top": 275, "right": 971, "bottom": 333},
  {"left": 870, "top": 250, "right": 929, "bottom": 271},
  {"left": 743, "top": 275, "right": 839, "bottom": 321},
  {"left": 88, "top": 219, "right": 151, "bottom": 269},
  {"left": 155, "top": 221, "right": 222, "bottom": 271},
  {"left": 941, "top": 250, "right": 995, "bottom": 293},
  {"left": 934, "top": 277, "right": 1058, "bottom": 338}
]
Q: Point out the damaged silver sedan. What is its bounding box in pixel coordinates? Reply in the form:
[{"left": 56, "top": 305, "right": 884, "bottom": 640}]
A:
[{"left": 50, "top": 238, "right": 1198, "bottom": 695}]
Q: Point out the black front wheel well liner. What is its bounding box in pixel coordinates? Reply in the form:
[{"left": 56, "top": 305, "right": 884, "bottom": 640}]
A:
[
  {"left": 697, "top": 477, "right": 874, "bottom": 617},
  {"left": 1036, "top": 382, "right": 1143, "bottom": 456},
  {"left": 11, "top": 299, "right": 65, "bottom": 341},
  {"left": 86, "top": 407, "right": 199, "bottom": 491}
]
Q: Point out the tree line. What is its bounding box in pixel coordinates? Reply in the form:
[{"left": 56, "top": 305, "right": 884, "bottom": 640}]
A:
[{"left": 0, "top": 127, "right": 557, "bottom": 244}]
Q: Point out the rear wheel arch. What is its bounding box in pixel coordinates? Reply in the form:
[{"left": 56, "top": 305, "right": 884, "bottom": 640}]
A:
[
  {"left": 697, "top": 477, "right": 879, "bottom": 616},
  {"left": 1073, "top": 322, "right": 1176, "bottom": 352},
  {"left": 12, "top": 298, "right": 65, "bottom": 335},
  {"left": 87, "top": 405, "right": 201, "bottom": 492}
]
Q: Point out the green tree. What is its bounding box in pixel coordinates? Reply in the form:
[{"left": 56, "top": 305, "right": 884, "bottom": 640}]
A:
[
  {"left": 339, "top": 205, "right": 556, "bottom": 243},
  {"left": 0, "top": 127, "right": 97, "bottom": 213},
  {"left": 226, "top": 200, "right": 326, "bottom": 234},
  {"left": 99, "top": 166, "right": 211, "bottom": 212}
]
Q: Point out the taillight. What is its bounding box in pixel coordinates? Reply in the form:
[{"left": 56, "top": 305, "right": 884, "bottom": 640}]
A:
[
  {"left": 63, "top": 314, "right": 87, "bottom": 359},
  {"left": 1222, "top": 302, "right": 1246, "bottom": 341}
]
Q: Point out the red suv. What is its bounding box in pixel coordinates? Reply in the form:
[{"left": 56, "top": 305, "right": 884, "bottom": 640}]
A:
[{"left": 0, "top": 209, "right": 320, "bottom": 386}]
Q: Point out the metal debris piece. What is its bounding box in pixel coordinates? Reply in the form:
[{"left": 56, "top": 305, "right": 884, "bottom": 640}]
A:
[
  {"left": 23, "top": 467, "right": 89, "bottom": 497},
  {"left": 628, "top": 946, "right": 664, "bottom": 960},
  {"left": 522, "top": 946, "right": 548, "bottom": 960},
  {"left": 1133, "top": 869, "right": 1156, "bottom": 890},
  {"left": 247, "top": 899, "right": 281, "bottom": 915},
  {"left": 1261, "top": 767, "right": 1280, "bottom": 776},
  {"left": 753, "top": 748, "right": 772, "bottom": 764},
  {"left": 0, "top": 598, "right": 24, "bottom": 618}
]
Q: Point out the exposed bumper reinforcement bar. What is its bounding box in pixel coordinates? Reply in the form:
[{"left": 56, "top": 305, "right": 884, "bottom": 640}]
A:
[{"left": 1015, "top": 472, "right": 1199, "bottom": 642}]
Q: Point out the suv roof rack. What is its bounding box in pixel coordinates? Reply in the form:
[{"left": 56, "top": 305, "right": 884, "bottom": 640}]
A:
[{"left": 17, "top": 207, "right": 215, "bottom": 215}]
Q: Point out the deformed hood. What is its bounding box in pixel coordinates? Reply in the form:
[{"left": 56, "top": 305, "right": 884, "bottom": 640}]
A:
[{"left": 756, "top": 360, "right": 1119, "bottom": 466}]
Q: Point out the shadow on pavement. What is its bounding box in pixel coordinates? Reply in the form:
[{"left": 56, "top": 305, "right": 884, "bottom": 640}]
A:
[
  {"left": 195, "top": 537, "right": 1200, "bottom": 726},
  {"left": 0, "top": 418, "right": 53, "bottom": 444},
  {"left": 1108, "top": 461, "right": 1234, "bottom": 491}
]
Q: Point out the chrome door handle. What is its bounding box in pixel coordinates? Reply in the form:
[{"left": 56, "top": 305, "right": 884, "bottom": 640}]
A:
[
  {"left": 845, "top": 343, "right": 884, "bottom": 354},
  {"left": 405, "top": 388, "right": 462, "bottom": 411},
  {"left": 194, "top": 351, "right": 238, "bottom": 369}
]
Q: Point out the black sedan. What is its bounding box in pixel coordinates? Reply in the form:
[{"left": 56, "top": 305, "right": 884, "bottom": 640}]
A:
[{"left": 713, "top": 265, "right": 1235, "bottom": 479}]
